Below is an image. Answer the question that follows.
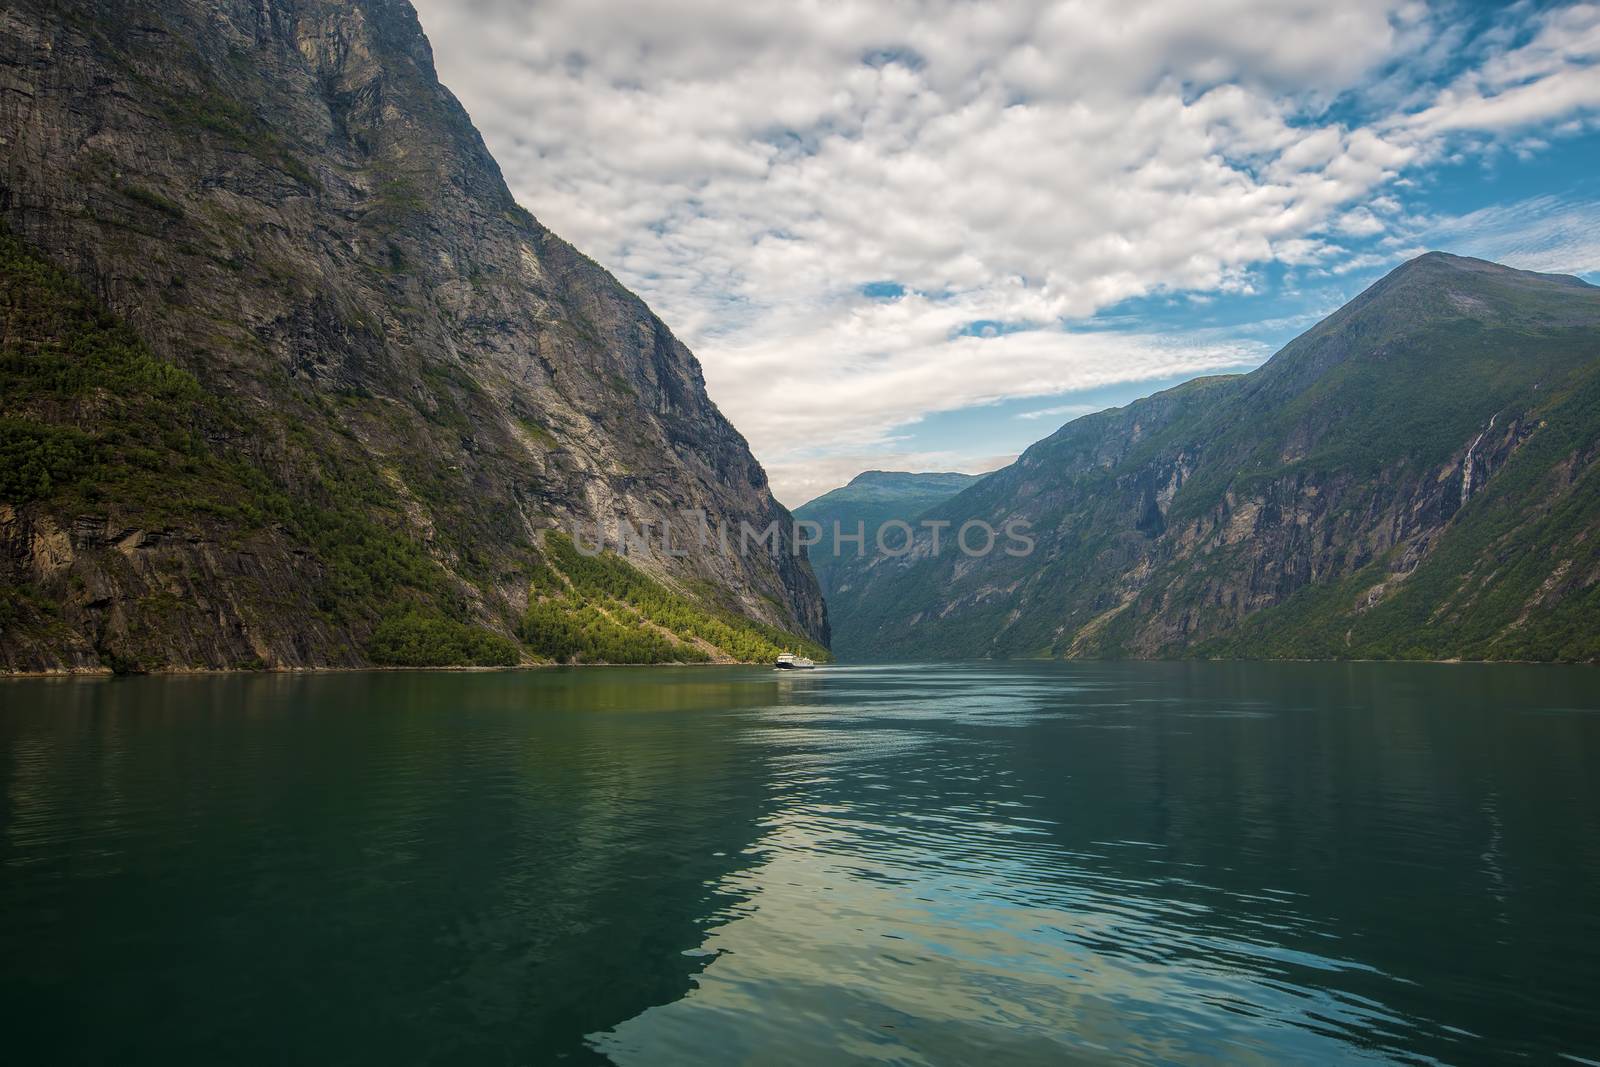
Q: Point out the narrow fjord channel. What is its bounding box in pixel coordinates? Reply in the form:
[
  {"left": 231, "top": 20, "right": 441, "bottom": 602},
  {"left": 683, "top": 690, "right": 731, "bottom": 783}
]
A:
[{"left": 4, "top": 663, "right": 1598, "bottom": 1064}]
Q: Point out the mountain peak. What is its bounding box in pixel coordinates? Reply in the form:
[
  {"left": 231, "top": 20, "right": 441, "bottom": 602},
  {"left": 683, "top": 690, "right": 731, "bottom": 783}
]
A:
[
  {"left": 847, "top": 469, "right": 970, "bottom": 487},
  {"left": 848, "top": 470, "right": 911, "bottom": 485},
  {"left": 1389, "top": 250, "right": 1595, "bottom": 290}
]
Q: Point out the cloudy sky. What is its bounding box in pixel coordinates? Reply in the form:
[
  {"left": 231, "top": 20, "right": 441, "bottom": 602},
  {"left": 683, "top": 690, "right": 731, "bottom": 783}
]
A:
[{"left": 411, "top": 0, "right": 1600, "bottom": 506}]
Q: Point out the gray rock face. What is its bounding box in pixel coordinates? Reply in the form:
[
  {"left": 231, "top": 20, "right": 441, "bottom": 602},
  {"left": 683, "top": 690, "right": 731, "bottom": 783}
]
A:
[{"left": 0, "top": 0, "right": 826, "bottom": 671}]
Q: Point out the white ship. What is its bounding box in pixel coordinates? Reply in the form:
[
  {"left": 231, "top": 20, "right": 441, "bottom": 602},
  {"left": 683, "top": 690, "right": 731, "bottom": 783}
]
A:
[{"left": 774, "top": 653, "right": 816, "bottom": 670}]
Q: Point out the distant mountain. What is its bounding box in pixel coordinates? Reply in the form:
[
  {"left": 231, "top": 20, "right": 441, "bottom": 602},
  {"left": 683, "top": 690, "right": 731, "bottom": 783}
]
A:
[
  {"left": 0, "top": 0, "right": 825, "bottom": 671},
  {"left": 829, "top": 253, "right": 1600, "bottom": 663},
  {"left": 794, "top": 471, "right": 982, "bottom": 596}
]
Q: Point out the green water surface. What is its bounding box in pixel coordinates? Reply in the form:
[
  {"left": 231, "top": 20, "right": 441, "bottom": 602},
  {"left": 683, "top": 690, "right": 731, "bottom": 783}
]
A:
[{"left": 2, "top": 662, "right": 1598, "bottom": 1064}]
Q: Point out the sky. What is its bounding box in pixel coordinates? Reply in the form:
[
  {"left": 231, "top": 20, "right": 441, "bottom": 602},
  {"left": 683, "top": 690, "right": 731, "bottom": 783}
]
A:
[{"left": 410, "top": 0, "right": 1600, "bottom": 506}]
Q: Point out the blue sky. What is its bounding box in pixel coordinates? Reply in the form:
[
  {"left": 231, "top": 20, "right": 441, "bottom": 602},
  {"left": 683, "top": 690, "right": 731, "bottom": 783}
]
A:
[{"left": 412, "top": 0, "right": 1600, "bottom": 505}]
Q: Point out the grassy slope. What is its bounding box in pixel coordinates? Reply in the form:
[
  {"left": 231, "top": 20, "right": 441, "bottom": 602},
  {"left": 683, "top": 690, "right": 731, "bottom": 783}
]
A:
[{"left": 521, "top": 534, "right": 831, "bottom": 665}]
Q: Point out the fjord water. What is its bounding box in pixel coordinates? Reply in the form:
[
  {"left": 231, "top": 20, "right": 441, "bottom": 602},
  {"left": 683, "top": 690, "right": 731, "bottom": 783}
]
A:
[{"left": 3, "top": 664, "right": 1598, "bottom": 1065}]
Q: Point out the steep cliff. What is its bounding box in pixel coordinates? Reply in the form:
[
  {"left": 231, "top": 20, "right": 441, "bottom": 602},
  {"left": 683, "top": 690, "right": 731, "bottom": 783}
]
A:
[
  {"left": 828, "top": 254, "right": 1600, "bottom": 662},
  {"left": 0, "top": 0, "right": 827, "bottom": 671}
]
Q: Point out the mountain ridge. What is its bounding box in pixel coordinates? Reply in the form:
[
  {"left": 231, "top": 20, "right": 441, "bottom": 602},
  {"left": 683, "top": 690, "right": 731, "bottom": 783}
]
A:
[
  {"left": 793, "top": 470, "right": 983, "bottom": 598},
  {"left": 825, "top": 251, "right": 1600, "bottom": 662},
  {"left": 839, "top": 470, "right": 981, "bottom": 492}
]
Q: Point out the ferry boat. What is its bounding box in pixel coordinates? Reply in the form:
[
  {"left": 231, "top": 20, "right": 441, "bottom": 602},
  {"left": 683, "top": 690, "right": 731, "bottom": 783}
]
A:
[{"left": 774, "top": 653, "right": 816, "bottom": 670}]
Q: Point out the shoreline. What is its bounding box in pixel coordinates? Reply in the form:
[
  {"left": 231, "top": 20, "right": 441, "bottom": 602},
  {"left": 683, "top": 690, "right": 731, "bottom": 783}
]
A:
[
  {"left": 3, "top": 655, "right": 1592, "bottom": 679},
  {"left": 0, "top": 660, "right": 804, "bottom": 680}
]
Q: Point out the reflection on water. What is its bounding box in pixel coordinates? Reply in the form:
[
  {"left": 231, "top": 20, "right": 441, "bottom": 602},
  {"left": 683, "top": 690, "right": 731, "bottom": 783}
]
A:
[{"left": 3, "top": 663, "right": 1600, "bottom": 1064}]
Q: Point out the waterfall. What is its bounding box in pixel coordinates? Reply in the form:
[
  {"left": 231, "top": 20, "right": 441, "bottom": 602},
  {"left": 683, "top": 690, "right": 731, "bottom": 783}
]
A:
[{"left": 1460, "top": 413, "right": 1497, "bottom": 506}]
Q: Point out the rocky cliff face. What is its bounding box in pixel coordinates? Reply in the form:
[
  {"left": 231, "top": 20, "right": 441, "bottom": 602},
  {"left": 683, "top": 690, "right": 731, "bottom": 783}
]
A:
[
  {"left": 828, "top": 254, "right": 1600, "bottom": 662},
  {"left": 0, "top": 0, "right": 826, "bottom": 671}
]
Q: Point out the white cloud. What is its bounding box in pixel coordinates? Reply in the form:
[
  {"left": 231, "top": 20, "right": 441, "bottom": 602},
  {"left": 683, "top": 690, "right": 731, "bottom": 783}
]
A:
[
  {"left": 411, "top": 0, "right": 1600, "bottom": 503},
  {"left": 1394, "top": 3, "right": 1600, "bottom": 135},
  {"left": 1018, "top": 403, "right": 1101, "bottom": 421},
  {"left": 712, "top": 322, "right": 1264, "bottom": 462},
  {"left": 1420, "top": 194, "right": 1600, "bottom": 275}
]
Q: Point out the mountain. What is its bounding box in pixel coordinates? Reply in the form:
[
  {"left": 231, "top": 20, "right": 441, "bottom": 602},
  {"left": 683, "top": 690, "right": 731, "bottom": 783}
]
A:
[
  {"left": 0, "top": 0, "right": 826, "bottom": 672},
  {"left": 829, "top": 253, "right": 1600, "bottom": 663},
  {"left": 792, "top": 471, "right": 982, "bottom": 596}
]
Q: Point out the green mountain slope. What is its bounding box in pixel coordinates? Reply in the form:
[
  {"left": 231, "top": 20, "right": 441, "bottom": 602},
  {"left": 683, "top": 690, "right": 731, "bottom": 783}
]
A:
[
  {"left": 793, "top": 471, "right": 982, "bottom": 595},
  {"left": 0, "top": 0, "right": 825, "bottom": 671},
  {"left": 831, "top": 253, "right": 1600, "bottom": 663}
]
